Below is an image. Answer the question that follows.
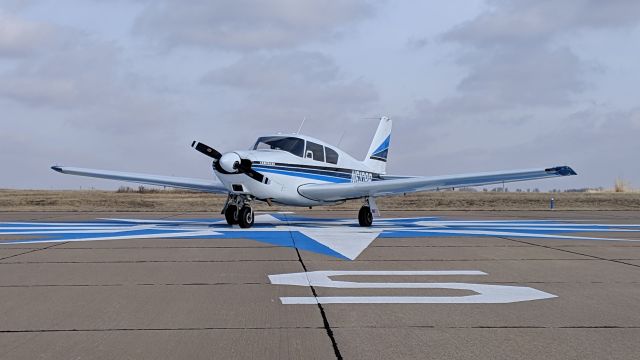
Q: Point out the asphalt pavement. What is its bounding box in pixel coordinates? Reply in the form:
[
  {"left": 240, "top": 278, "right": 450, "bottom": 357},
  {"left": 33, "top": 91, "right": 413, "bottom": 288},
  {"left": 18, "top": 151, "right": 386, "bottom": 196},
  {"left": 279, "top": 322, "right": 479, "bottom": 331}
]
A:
[{"left": 0, "top": 210, "right": 639, "bottom": 359}]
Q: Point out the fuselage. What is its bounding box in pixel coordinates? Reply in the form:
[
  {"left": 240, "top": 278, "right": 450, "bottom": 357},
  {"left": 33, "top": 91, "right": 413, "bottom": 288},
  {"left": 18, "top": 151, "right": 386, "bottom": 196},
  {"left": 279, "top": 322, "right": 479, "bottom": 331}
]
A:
[{"left": 214, "top": 134, "right": 381, "bottom": 206}]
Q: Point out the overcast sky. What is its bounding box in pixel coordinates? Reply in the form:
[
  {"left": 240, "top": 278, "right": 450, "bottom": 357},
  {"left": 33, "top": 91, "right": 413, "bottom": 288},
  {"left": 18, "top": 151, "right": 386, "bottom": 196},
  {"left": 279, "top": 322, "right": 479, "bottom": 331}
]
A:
[{"left": 1, "top": 0, "right": 639, "bottom": 191}]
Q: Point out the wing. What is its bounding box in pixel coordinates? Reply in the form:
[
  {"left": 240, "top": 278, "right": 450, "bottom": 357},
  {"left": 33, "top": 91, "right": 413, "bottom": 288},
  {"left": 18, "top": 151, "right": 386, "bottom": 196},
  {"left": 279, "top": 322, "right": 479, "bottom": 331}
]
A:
[
  {"left": 51, "top": 166, "right": 228, "bottom": 193},
  {"left": 298, "top": 166, "right": 576, "bottom": 201}
]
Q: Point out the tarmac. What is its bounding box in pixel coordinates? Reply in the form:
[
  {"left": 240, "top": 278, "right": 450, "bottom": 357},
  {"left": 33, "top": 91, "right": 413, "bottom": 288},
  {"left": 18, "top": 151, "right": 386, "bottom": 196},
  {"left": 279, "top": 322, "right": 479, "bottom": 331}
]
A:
[{"left": 0, "top": 210, "right": 639, "bottom": 359}]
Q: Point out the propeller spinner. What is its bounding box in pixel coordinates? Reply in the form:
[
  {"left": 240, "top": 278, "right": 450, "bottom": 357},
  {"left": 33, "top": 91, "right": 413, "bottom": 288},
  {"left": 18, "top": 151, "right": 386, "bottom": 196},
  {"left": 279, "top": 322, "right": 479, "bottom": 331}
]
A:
[{"left": 219, "top": 152, "right": 241, "bottom": 173}]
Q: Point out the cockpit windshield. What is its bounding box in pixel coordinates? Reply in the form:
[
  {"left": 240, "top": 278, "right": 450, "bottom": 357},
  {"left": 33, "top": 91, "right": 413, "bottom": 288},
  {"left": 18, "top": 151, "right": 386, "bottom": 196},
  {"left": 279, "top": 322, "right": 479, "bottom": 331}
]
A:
[{"left": 252, "top": 136, "right": 305, "bottom": 157}]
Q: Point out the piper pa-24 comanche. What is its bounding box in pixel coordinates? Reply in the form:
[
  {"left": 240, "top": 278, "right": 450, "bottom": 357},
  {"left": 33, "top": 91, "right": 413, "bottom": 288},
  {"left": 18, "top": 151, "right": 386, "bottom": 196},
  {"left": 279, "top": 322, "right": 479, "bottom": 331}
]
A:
[{"left": 52, "top": 117, "right": 576, "bottom": 228}]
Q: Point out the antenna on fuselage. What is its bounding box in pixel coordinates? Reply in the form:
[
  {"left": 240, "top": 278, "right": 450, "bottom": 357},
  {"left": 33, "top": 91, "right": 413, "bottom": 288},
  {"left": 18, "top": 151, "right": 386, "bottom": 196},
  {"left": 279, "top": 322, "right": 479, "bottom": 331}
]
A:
[
  {"left": 296, "top": 117, "right": 306, "bottom": 135},
  {"left": 336, "top": 130, "right": 346, "bottom": 147}
]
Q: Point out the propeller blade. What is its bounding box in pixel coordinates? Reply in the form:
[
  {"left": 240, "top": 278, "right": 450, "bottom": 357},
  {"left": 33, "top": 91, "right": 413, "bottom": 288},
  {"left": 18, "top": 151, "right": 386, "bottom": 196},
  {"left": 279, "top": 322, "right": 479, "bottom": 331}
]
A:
[
  {"left": 191, "top": 141, "right": 222, "bottom": 160},
  {"left": 245, "top": 169, "right": 266, "bottom": 183},
  {"left": 237, "top": 159, "right": 269, "bottom": 184}
]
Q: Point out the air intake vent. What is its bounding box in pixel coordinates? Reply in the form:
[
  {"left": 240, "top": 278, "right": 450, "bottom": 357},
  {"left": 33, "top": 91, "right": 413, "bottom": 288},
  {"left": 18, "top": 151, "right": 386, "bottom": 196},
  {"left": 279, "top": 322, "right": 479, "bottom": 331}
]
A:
[{"left": 232, "top": 184, "right": 244, "bottom": 192}]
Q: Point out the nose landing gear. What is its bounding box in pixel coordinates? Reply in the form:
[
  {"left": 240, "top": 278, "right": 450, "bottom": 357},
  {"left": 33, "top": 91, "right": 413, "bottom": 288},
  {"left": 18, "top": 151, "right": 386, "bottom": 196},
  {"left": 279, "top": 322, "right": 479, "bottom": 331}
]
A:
[{"left": 222, "top": 194, "right": 255, "bottom": 228}]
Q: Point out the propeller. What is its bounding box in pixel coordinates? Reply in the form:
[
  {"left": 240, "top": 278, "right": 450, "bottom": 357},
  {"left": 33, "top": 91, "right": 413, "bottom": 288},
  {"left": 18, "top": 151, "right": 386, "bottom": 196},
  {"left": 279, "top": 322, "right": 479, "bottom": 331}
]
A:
[
  {"left": 191, "top": 141, "right": 222, "bottom": 160},
  {"left": 191, "top": 141, "right": 268, "bottom": 184}
]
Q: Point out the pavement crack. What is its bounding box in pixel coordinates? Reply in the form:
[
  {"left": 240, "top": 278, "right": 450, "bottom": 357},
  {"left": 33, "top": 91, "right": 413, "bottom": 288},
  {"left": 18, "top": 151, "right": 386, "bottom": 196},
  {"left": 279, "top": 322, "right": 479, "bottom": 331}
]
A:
[
  {"left": 283, "top": 213, "right": 343, "bottom": 360},
  {"left": 0, "top": 242, "right": 68, "bottom": 262},
  {"left": 496, "top": 236, "right": 640, "bottom": 269}
]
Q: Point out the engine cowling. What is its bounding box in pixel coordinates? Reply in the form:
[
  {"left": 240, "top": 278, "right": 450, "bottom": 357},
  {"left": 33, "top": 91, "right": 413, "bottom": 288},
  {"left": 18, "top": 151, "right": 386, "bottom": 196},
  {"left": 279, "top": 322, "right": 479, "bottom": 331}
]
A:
[{"left": 219, "top": 152, "right": 241, "bottom": 173}]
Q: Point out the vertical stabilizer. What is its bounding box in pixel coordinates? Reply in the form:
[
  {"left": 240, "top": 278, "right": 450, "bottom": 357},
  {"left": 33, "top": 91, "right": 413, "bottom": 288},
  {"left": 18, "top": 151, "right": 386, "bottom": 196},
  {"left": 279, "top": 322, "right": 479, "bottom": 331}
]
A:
[{"left": 363, "top": 116, "right": 392, "bottom": 174}]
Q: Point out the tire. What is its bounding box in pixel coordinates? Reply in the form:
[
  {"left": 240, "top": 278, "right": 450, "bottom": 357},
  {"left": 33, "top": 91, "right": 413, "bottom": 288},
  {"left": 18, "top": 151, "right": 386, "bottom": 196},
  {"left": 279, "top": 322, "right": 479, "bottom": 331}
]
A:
[
  {"left": 224, "top": 205, "right": 238, "bottom": 225},
  {"left": 238, "top": 206, "right": 254, "bottom": 228},
  {"left": 358, "top": 206, "right": 373, "bottom": 227}
]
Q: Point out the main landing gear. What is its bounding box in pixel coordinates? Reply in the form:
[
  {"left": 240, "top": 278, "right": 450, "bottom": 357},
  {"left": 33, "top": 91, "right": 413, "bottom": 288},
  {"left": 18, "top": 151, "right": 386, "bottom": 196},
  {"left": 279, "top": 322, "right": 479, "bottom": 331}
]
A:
[
  {"left": 358, "top": 197, "right": 377, "bottom": 227},
  {"left": 223, "top": 195, "right": 254, "bottom": 228},
  {"left": 358, "top": 205, "right": 373, "bottom": 227},
  {"left": 224, "top": 195, "right": 376, "bottom": 229}
]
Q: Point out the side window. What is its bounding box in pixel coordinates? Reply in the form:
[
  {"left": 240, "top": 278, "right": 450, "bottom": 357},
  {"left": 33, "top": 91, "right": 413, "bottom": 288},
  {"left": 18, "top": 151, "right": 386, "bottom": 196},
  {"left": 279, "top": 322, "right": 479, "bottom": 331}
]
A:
[
  {"left": 305, "top": 141, "right": 325, "bottom": 162},
  {"left": 325, "top": 147, "right": 339, "bottom": 164}
]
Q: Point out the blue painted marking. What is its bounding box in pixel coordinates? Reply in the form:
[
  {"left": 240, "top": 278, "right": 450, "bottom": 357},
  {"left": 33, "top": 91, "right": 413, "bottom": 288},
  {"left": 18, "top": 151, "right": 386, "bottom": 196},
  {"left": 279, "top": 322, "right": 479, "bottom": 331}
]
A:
[
  {"left": 372, "top": 135, "right": 391, "bottom": 154},
  {"left": 1, "top": 215, "right": 639, "bottom": 260}
]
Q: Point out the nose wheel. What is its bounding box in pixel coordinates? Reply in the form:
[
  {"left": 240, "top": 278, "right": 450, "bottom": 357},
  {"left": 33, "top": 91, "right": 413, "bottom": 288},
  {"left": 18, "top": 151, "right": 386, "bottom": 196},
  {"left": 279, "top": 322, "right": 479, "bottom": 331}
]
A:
[
  {"left": 224, "top": 205, "right": 238, "bottom": 225},
  {"left": 238, "top": 206, "right": 254, "bottom": 228}
]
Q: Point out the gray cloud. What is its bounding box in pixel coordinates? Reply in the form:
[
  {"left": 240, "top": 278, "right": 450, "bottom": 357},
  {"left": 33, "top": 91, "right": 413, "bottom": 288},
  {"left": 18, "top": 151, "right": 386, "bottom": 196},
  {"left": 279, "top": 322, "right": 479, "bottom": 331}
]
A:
[
  {"left": 443, "top": 0, "right": 640, "bottom": 47},
  {"left": 454, "top": 46, "right": 593, "bottom": 108},
  {"left": 0, "top": 20, "right": 183, "bottom": 132},
  {"left": 439, "top": 0, "right": 640, "bottom": 109},
  {"left": 0, "top": 0, "right": 40, "bottom": 13},
  {"left": 406, "top": 36, "right": 429, "bottom": 50},
  {"left": 0, "top": 9, "right": 198, "bottom": 189},
  {"left": 413, "top": 0, "right": 638, "bottom": 119},
  {"left": 202, "top": 51, "right": 377, "bottom": 113},
  {"left": 0, "top": 11, "right": 65, "bottom": 57},
  {"left": 202, "top": 51, "right": 339, "bottom": 89},
  {"left": 0, "top": 11, "right": 127, "bottom": 109},
  {"left": 133, "top": 0, "right": 375, "bottom": 51},
  {"left": 0, "top": 42, "right": 120, "bottom": 108}
]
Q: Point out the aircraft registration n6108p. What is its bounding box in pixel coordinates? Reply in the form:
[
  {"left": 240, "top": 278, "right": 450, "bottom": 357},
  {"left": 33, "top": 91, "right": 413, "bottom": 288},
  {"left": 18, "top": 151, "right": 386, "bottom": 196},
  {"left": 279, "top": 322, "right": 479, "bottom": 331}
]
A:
[{"left": 52, "top": 117, "right": 576, "bottom": 228}]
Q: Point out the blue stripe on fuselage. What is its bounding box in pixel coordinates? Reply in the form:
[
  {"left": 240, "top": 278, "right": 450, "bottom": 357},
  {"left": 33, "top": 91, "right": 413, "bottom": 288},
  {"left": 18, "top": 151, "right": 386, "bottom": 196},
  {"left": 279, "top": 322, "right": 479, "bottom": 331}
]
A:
[
  {"left": 259, "top": 164, "right": 352, "bottom": 179},
  {"left": 253, "top": 166, "right": 351, "bottom": 183}
]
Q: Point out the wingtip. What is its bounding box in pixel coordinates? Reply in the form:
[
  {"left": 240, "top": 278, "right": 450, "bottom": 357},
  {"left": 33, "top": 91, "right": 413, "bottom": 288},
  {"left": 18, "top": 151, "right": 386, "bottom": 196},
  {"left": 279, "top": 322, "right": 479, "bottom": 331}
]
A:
[
  {"left": 560, "top": 166, "right": 577, "bottom": 176},
  {"left": 51, "top": 166, "right": 63, "bottom": 173},
  {"left": 545, "top": 166, "right": 577, "bottom": 176},
  {"left": 191, "top": 141, "right": 197, "bottom": 148}
]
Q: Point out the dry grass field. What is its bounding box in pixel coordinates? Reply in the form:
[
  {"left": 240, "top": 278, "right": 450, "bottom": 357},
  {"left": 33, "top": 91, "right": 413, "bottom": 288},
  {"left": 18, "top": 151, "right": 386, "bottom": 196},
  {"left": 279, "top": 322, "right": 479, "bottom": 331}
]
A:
[{"left": 1, "top": 189, "right": 639, "bottom": 212}]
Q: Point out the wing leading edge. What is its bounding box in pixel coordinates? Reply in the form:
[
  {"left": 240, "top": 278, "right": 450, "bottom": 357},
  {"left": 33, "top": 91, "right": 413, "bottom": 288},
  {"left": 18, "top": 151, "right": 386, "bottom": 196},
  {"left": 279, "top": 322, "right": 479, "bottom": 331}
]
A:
[
  {"left": 298, "top": 166, "right": 577, "bottom": 202},
  {"left": 51, "top": 166, "right": 228, "bottom": 193}
]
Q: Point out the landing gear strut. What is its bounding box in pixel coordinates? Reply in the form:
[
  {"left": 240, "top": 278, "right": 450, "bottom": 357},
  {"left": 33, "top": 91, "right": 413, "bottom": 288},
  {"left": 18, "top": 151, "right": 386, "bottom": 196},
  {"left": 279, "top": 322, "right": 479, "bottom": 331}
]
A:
[{"left": 222, "top": 194, "right": 254, "bottom": 228}]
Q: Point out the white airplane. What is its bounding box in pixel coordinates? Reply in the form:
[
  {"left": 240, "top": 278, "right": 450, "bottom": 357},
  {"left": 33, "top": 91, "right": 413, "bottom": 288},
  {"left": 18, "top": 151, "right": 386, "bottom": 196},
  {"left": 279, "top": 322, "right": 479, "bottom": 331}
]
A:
[{"left": 52, "top": 117, "right": 576, "bottom": 228}]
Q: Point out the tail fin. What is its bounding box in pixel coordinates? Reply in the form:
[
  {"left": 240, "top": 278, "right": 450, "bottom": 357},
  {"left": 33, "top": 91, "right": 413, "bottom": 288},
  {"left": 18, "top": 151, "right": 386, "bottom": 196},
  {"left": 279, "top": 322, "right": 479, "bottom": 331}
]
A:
[{"left": 363, "top": 116, "right": 392, "bottom": 174}]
